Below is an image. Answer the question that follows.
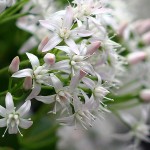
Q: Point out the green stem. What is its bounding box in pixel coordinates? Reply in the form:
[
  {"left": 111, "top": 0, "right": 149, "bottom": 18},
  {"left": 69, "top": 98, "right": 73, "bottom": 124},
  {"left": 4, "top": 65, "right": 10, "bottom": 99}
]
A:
[{"left": 8, "top": 78, "right": 12, "bottom": 91}]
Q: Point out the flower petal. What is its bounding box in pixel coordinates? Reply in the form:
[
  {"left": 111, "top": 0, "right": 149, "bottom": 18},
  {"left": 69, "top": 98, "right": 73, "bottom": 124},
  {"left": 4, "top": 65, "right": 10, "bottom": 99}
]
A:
[
  {"left": 25, "top": 82, "right": 41, "bottom": 100},
  {"left": 86, "top": 41, "right": 101, "bottom": 55},
  {"left": 55, "top": 46, "right": 71, "bottom": 54},
  {"left": 52, "top": 60, "right": 71, "bottom": 74},
  {"left": 12, "top": 69, "right": 33, "bottom": 78},
  {"left": 39, "top": 20, "right": 59, "bottom": 32},
  {"left": 71, "top": 29, "right": 93, "bottom": 37},
  {"left": 5, "top": 92, "right": 14, "bottom": 112},
  {"left": 63, "top": 6, "right": 74, "bottom": 29},
  {"left": 42, "top": 34, "right": 62, "bottom": 52},
  {"left": 17, "top": 100, "right": 31, "bottom": 117},
  {"left": 82, "top": 77, "right": 95, "bottom": 90},
  {"left": 65, "top": 38, "right": 80, "bottom": 55},
  {"left": 19, "top": 118, "right": 33, "bottom": 129},
  {"left": 0, "top": 106, "right": 6, "bottom": 117},
  {"left": 0, "top": 118, "right": 7, "bottom": 127},
  {"left": 26, "top": 53, "right": 40, "bottom": 70},
  {"left": 50, "top": 74, "right": 63, "bottom": 92},
  {"left": 8, "top": 125, "right": 18, "bottom": 134},
  {"left": 36, "top": 95, "right": 55, "bottom": 104}
]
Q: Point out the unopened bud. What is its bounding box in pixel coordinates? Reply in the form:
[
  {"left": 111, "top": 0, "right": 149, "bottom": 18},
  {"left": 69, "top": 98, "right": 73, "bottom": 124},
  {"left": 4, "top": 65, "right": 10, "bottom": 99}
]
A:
[
  {"left": 38, "top": 36, "right": 49, "bottom": 51},
  {"left": 44, "top": 53, "right": 55, "bottom": 65},
  {"left": 94, "top": 86, "right": 109, "bottom": 98},
  {"left": 87, "top": 41, "right": 101, "bottom": 55},
  {"left": 127, "top": 51, "right": 146, "bottom": 65},
  {"left": 134, "top": 19, "right": 150, "bottom": 34},
  {"left": 117, "top": 22, "right": 128, "bottom": 36},
  {"left": 140, "top": 89, "right": 150, "bottom": 102},
  {"left": 23, "top": 77, "right": 32, "bottom": 90},
  {"left": 79, "top": 70, "right": 87, "bottom": 80},
  {"left": 142, "top": 31, "right": 150, "bottom": 45},
  {"left": 9, "top": 56, "right": 20, "bottom": 73}
]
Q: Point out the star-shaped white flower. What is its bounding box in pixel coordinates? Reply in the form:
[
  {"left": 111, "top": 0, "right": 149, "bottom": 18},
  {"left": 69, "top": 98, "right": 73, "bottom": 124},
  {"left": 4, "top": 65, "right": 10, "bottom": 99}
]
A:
[
  {"left": 0, "top": 92, "right": 33, "bottom": 137},
  {"left": 39, "top": 6, "right": 93, "bottom": 52}
]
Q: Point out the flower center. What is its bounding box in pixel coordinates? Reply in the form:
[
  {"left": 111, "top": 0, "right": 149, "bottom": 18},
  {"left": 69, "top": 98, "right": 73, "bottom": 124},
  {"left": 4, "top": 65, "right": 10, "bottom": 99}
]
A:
[{"left": 59, "top": 28, "right": 70, "bottom": 39}]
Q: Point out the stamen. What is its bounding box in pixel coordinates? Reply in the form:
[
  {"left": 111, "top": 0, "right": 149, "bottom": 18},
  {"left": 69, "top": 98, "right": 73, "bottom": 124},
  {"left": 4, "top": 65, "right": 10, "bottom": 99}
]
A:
[
  {"left": 2, "top": 126, "right": 9, "bottom": 137},
  {"left": 17, "top": 126, "right": 23, "bottom": 137}
]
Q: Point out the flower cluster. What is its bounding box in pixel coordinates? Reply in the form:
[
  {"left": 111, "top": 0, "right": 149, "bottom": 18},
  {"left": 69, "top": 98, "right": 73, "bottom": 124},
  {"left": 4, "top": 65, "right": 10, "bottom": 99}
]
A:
[{"left": 0, "top": 0, "right": 124, "bottom": 136}]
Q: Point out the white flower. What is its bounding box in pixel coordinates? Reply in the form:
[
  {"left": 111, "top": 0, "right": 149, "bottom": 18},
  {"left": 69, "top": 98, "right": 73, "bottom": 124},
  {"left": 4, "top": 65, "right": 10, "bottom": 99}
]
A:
[
  {"left": 72, "top": 0, "right": 108, "bottom": 20},
  {"left": 58, "top": 94, "right": 98, "bottom": 130},
  {"left": 82, "top": 77, "right": 110, "bottom": 104},
  {"left": 39, "top": 6, "right": 93, "bottom": 52},
  {"left": 114, "top": 106, "right": 150, "bottom": 147},
  {"left": 36, "top": 70, "right": 86, "bottom": 114},
  {"left": 0, "top": 92, "right": 32, "bottom": 137},
  {"left": 56, "top": 41, "right": 100, "bottom": 75}
]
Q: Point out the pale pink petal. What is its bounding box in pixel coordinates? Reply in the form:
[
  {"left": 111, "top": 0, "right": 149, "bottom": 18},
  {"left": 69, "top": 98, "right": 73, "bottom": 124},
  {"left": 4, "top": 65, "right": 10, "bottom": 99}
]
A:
[
  {"left": 17, "top": 100, "right": 31, "bottom": 117},
  {"left": 5, "top": 92, "right": 14, "bottom": 112},
  {"left": 86, "top": 41, "right": 101, "bottom": 55},
  {"left": 42, "top": 35, "right": 62, "bottom": 52},
  {"left": 63, "top": 6, "right": 74, "bottom": 29},
  {"left": 26, "top": 53, "right": 40, "bottom": 70},
  {"left": 12, "top": 69, "right": 33, "bottom": 78}
]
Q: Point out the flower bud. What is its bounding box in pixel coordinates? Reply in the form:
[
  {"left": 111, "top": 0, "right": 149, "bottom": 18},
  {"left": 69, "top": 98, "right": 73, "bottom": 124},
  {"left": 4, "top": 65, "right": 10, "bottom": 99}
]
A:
[
  {"left": 23, "top": 77, "right": 32, "bottom": 91},
  {"left": 94, "top": 86, "right": 109, "bottom": 98},
  {"left": 44, "top": 53, "right": 55, "bottom": 65},
  {"left": 117, "top": 22, "right": 128, "bottom": 36},
  {"left": 38, "top": 36, "right": 49, "bottom": 51},
  {"left": 127, "top": 51, "right": 146, "bottom": 65},
  {"left": 9, "top": 56, "right": 20, "bottom": 73},
  {"left": 140, "top": 89, "right": 150, "bottom": 102},
  {"left": 142, "top": 31, "right": 150, "bottom": 45}
]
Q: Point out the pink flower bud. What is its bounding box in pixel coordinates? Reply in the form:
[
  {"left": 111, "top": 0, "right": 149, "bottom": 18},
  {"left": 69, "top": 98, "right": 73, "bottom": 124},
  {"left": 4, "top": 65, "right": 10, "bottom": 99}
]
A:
[
  {"left": 140, "top": 89, "right": 150, "bottom": 102},
  {"left": 142, "top": 31, "right": 150, "bottom": 45},
  {"left": 117, "top": 22, "right": 128, "bottom": 36},
  {"left": 23, "top": 77, "right": 32, "bottom": 90},
  {"left": 38, "top": 36, "right": 49, "bottom": 51},
  {"left": 44, "top": 53, "right": 56, "bottom": 65},
  {"left": 9, "top": 56, "right": 20, "bottom": 73},
  {"left": 134, "top": 19, "right": 150, "bottom": 34},
  {"left": 86, "top": 41, "right": 101, "bottom": 55},
  {"left": 127, "top": 51, "right": 146, "bottom": 65},
  {"left": 79, "top": 70, "right": 87, "bottom": 80}
]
